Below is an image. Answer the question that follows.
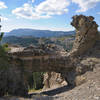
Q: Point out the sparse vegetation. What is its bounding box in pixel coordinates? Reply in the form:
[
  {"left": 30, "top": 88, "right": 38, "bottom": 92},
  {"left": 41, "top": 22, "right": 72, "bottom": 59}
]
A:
[{"left": 2, "top": 34, "right": 74, "bottom": 50}]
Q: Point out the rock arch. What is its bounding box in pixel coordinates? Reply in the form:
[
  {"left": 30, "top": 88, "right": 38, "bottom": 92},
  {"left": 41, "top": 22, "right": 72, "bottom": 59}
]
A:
[{"left": 7, "top": 15, "right": 100, "bottom": 96}]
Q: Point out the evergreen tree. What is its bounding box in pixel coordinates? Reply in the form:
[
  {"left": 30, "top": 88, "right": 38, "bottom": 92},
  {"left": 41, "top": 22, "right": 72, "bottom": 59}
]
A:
[{"left": 0, "top": 32, "right": 4, "bottom": 42}]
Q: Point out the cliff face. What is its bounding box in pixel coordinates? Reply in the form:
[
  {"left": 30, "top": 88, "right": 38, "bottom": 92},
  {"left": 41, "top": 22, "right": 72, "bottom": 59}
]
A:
[
  {"left": 70, "top": 15, "right": 98, "bottom": 56},
  {"left": 2, "top": 15, "right": 100, "bottom": 96},
  {"left": 43, "top": 15, "right": 100, "bottom": 89},
  {"left": 64, "top": 15, "right": 99, "bottom": 86}
]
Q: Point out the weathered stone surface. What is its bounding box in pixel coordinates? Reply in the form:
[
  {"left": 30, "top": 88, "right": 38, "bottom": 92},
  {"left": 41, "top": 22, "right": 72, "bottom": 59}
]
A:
[
  {"left": 43, "top": 72, "right": 67, "bottom": 90},
  {"left": 70, "top": 15, "right": 98, "bottom": 56},
  {"left": 7, "top": 15, "right": 100, "bottom": 96},
  {"left": 0, "top": 67, "right": 28, "bottom": 97},
  {"left": 42, "top": 15, "right": 100, "bottom": 88},
  {"left": 9, "top": 44, "right": 69, "bottom": 72}
]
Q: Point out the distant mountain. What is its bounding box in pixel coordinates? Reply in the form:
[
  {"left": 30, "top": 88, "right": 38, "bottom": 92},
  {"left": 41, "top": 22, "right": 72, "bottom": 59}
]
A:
[
  {"left": 4, "top": 28, "right": 75, "bottom": 38},
  {"left": 2, "top": 34, "right": 75, "bottom": 50}
]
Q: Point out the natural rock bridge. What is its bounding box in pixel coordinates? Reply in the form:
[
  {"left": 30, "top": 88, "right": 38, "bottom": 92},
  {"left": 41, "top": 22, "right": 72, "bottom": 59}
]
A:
[
  {"left": 9, "top": 45, "right": 73, "bottom": 72},
  {"left": 7, "top": 15, "right": 100, "bottom": 96}
]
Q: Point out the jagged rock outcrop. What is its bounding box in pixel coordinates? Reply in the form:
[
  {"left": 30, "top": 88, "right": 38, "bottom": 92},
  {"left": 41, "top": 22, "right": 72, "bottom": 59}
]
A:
[
  {"left": 70, "top": 15, "right": 98, "bottom": 56},
  {"left": 43, "top": 15, "right": 99, "bottom": 89},
  {"left": 62, "top": 15, "right": 99, "bottom": 86},
  {"left": 5, "top": 15, "right": 100, "bottom": 96},
  {"left": 66, "top": 15, "right": 99, "bottom": 86}
]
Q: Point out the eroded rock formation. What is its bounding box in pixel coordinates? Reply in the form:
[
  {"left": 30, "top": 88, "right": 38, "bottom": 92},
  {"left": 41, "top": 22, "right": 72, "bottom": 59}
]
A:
[
  {"left": 70, "top": 15, "right": 98, "bottom": 56},
  {"left": 3, "top": 15, "right": 100, "bottom": 96},
  {"left": 43, "top": 72, "right": 67, "bottom": 90},
  {"left": 43, "top": 15, "right": 99, "bottom": 89}
]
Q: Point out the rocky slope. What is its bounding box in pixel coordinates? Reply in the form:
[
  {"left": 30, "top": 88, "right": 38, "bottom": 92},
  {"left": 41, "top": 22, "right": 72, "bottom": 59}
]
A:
[{"left": 0, "top": 65, "right": 99, "bottom": 100}]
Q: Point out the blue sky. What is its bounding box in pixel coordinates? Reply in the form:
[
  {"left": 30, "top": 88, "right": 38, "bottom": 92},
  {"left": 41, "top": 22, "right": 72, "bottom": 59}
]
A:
[{"left": 0, "top": 0, "right": 100, "bottom": 32}]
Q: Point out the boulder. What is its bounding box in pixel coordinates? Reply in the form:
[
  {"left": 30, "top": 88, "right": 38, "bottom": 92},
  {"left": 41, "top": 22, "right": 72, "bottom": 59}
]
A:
[{"left": 43, "top": 72, "right": 67, "bottom": 90}]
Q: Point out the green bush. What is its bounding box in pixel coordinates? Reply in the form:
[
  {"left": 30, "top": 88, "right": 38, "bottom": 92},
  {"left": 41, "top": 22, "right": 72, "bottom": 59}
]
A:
[
  {"left": 33, "top": 72, "right": 44, "bottom": 90},
  {"left": 27, "top": 72, "right": 44, "bottom": 90}
]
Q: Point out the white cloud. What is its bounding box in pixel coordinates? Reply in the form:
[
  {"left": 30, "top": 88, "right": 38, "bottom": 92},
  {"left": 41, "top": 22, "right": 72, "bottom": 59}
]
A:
[
  {"left": 32, "top": 0, "right": 34, "bottom": 3},
  {"left": 12, "top": 3, "right": 39, "bottom": 19},
  {"left": 12, "top": 3, "right": 51, "bottom": 19},
  {"left": 72, "top": 0, "right": 100, "bottom": 12},
  {"left": 0, "top": 1, "right": 7, "bottom": 9},
  {"left": 35, "top": 0, "right": 69, "bottom": 16},
  {"left": 12, "top": 0, "right": 70, "bottom": 19},
  {"left": 97, "top": 12, "right": 100, "bottom": 14},
  {"left": 0, "top": 16, "right": 8, "bottom": 21}
]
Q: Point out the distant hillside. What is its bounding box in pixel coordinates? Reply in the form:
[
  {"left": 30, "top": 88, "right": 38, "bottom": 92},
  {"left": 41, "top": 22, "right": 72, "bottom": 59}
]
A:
[
  {"left": 2, "top": 35, "right": 75, "bottom": 50},
  {"left": 5, "top": 29, "right": 75, "bottom": 38}
]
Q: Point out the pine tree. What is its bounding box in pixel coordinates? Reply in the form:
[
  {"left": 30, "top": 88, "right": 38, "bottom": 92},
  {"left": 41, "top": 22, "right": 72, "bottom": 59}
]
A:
[{"left": 0, "top": 17, "right": 4, "bottom": 43}]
